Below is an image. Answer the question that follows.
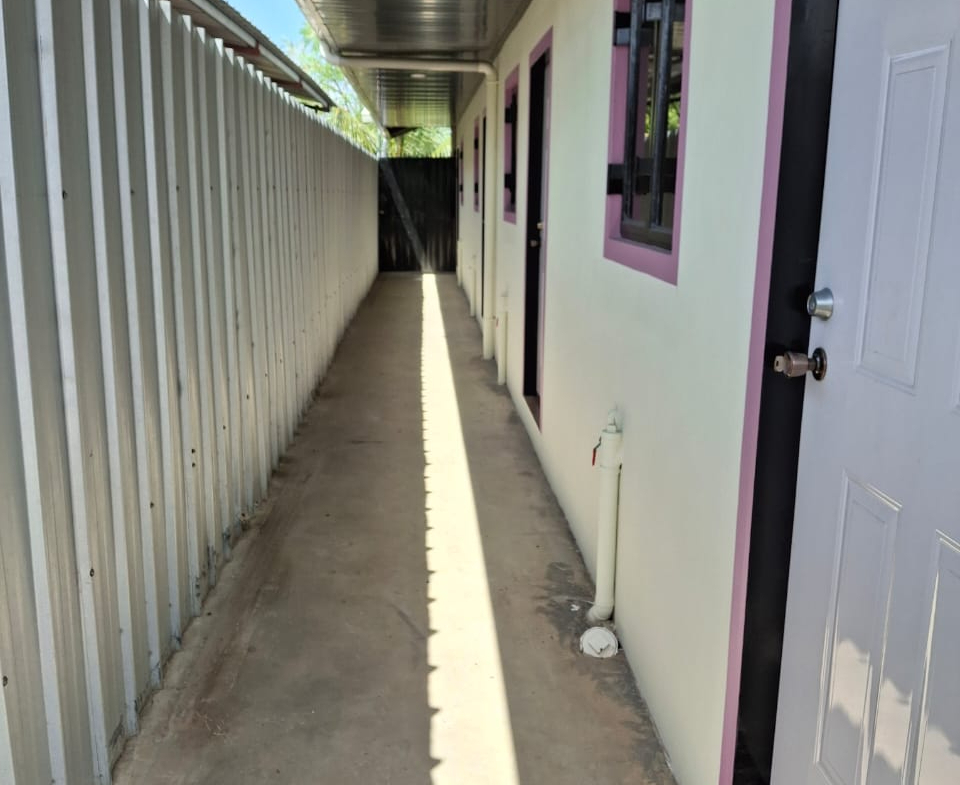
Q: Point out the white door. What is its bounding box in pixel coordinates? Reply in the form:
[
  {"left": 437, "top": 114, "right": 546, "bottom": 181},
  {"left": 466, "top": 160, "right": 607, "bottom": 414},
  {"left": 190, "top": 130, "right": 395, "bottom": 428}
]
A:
[{"left": 772, "top": 2, "right": 960, "bottom": 785}]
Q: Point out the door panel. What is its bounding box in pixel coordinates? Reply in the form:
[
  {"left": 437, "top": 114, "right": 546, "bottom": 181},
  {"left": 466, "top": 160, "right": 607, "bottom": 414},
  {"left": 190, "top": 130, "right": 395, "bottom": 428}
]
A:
[
  {"left": 858, "top": 47, "right": 947, "bottom": 390},
  {"left": 772, "top": 2, "right": 960, "bottom": 785},
  {"left": 914, "top": 537, "right": 960, "bottom": 785},
  {"left": 817, "top": 476, "right": 898, "bottom": 785}
]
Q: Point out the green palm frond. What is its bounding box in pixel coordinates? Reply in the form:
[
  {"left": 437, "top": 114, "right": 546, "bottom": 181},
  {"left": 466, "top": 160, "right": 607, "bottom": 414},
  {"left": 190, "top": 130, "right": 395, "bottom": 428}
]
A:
[{"left": 287, "top": 26, "right": 451, "bottom": 159}]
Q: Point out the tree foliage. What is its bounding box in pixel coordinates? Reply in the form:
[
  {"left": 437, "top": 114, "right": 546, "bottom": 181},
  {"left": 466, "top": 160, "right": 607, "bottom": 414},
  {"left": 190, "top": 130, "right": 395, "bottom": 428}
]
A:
[{"left": 287, "top": 26, "right": 452, "bottom": 158}]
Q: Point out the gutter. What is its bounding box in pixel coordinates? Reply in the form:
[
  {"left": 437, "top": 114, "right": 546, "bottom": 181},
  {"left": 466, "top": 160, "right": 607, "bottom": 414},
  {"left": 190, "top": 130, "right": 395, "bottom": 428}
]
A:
[{"left": 171, "top": 0, "right": 335, "bottom": 110}]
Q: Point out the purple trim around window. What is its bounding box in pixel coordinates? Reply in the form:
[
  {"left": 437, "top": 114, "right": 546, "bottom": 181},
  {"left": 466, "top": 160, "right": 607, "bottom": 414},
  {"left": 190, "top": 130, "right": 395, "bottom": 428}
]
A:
[
  {"left": 503, "top": 66, "right": 519, "bottom": 224},
  {"left": 603, "top": 0, "right": 692, "bottom": 285},
  {"left": 473, "top": 119, "right": 480, "bottom": 212}
]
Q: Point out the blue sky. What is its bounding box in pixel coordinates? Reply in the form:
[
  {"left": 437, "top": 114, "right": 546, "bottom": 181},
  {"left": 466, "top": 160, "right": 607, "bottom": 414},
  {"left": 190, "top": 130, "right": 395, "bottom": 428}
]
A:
[{"left": 228, "top": 0, "right": 310, "bottom": 55}]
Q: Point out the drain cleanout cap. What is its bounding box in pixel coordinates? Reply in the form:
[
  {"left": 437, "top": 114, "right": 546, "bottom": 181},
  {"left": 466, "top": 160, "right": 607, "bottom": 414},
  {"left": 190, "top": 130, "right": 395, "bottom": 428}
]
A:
[{"left": 580, "top": 626, "right": 619, "bottom": 658}]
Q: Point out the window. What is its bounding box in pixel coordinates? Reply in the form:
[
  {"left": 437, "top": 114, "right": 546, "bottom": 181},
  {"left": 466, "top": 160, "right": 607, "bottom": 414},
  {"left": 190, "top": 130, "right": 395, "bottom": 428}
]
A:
[
  {"left": 458, "top": 142, "right": 464, "bottom": 205},
  {"left": 473, "top": 119, "right": 480, "bottom": 212},
  {"left": 503, "top": 67, "right": 519, "bottom": 223},
  {"left": 605, "top": 0, "right": 688, "bottom": 280}
]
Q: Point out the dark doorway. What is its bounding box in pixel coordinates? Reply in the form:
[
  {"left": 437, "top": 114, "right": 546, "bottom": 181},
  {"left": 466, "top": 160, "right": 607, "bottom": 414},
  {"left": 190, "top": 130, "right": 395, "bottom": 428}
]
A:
[
  {"left": 481, "top": 114, "right": 487, "bottom": 313},
  {"left": 734, "top": 3, "right": 838, "bottom": 784},
  {"left": 523, "top": 44, "right": 550, "bottom": 424},
  {"left": 378, "top": 157, "right": 456, "bottom": 272}
]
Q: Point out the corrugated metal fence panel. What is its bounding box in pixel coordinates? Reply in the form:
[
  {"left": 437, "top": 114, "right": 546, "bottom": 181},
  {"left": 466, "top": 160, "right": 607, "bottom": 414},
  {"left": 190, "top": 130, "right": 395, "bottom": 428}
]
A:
[
  {"left": 111, "top": 0, "right": 166, "bottom": 721},
  {"left": 0, "top": 0, "right": 378, "bottom": 781}
]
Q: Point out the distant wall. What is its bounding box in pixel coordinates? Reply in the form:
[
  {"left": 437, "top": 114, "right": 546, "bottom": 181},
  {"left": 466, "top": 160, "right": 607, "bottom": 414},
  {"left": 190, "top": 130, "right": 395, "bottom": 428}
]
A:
[
  {"left": 379, "top": 157, "right": 457, "bottom": 273},
  {"left": 0, "top": 0, "right": 377, "bottom": 780},
  {"left": 455, "top": 3, "right": 780, "bottom": 785}
]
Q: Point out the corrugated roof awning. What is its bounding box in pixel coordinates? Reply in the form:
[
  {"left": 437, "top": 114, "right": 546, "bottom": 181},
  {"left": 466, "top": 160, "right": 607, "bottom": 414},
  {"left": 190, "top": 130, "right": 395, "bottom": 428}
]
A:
[
  {"left": 170, "top": 0, "right": 334, "bottom": 110},
  {"left": 295, "top": 0, "right": 534, "bottom": 128}
]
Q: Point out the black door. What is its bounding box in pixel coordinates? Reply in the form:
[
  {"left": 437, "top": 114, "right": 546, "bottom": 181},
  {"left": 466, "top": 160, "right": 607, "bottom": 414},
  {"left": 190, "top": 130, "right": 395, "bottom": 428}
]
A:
[
  {"left": 734, "top": 3, "right": 838, "bottom": 783},
  {"left": 523, "top": 47, "right": 549, "bottom": 423},
  {"left": 481, "top": 115, "right": 487, "bottom": 313}
]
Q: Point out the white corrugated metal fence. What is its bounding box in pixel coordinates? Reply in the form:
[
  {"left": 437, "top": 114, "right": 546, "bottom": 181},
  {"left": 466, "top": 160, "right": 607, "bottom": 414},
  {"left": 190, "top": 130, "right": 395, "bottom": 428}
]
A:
[{"left": 0, "top": 0, "right": 378, "bottom": 781}]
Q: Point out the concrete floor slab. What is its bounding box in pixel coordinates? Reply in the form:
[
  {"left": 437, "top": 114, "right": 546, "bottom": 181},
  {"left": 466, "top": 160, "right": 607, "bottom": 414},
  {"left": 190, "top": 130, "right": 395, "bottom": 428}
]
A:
[{"left": 114, "top": 273, "right": 676, "bottom": 785}]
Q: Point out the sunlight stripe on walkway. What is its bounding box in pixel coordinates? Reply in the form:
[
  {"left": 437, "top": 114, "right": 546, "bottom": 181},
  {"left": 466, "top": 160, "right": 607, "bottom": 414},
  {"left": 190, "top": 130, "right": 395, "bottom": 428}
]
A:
[{"left": 421, "top": 273, "right": 520, "bottom": 785}]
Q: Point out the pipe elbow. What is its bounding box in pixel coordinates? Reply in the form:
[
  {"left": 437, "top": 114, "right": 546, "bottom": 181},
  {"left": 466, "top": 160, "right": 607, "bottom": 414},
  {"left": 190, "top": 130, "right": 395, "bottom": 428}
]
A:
[
  {"left": 587, "top": 604, "right": 614, "bottom": 624},
  {"left": 318, "top": 37, "right": 346, "bottom": 69}
]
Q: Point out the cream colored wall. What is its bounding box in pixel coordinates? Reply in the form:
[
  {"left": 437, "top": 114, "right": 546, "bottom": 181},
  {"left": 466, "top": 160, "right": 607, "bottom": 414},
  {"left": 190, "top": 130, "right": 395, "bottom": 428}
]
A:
[{"left": 456, "top": 3, "right": 779, "bottom": 785}]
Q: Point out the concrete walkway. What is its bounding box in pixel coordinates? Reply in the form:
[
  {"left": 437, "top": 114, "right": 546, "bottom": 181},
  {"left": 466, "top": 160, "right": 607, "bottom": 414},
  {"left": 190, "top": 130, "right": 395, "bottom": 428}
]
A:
[{"left": 115, "top": 273, "right": 675, "bottom": 785}]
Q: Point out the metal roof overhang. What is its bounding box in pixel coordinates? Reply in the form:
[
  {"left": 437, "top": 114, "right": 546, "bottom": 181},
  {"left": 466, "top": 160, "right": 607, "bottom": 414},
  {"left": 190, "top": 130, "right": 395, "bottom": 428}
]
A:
[
  {"left": 169, "top": 0, "right": 335, "bottom": 109},
  {"left": 295, "top": 0, "right": 534, "bottom": 129}
]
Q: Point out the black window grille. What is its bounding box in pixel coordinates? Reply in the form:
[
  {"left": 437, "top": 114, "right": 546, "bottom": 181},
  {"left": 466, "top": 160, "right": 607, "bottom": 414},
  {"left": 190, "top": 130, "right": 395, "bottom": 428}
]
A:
[
  {"left": 504, "top": 86, "right": 518, "bottom": 214},
  {"left": 473, "top": 123, "right": 480, "bottom": 211},
  {"left": 608, "top": 0, "right": 685, "bottom": 250}
]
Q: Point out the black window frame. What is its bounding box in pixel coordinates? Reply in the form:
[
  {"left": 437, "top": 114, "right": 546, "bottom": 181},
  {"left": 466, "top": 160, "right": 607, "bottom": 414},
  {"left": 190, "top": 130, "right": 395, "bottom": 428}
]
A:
[
  {"left": 609, "top": 0, "right": 685, "bottom": 251},
  {"left": 504, "top": 81, "right": 518, "bottom": 217},
  {"left": 473, "top": 121, "right": 480, "bottom": 212}
]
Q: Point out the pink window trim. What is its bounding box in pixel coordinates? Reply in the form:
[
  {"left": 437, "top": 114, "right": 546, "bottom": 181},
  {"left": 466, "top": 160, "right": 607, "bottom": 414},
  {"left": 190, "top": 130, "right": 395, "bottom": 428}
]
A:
[
  {"left": 473, "top": 118, "right": 480, "bottom": 212},
  {"left": 503, "top": 66, "right": 519, "bottom": 224},
  {"left": 603, "top": 0, "right": 693, "bottom": 286}
]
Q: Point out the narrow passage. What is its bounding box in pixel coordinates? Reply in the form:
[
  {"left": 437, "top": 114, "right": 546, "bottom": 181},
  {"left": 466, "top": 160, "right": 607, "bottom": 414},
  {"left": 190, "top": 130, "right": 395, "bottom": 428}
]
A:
[{"left": 115, "top": 273, "right": 674, "bottom": 785}]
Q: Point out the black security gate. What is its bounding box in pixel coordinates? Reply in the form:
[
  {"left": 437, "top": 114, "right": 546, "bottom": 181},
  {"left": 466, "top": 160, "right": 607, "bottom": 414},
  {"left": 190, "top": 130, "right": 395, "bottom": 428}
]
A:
[{"left": 378, "top": 157, "right": 456, "bottom": 272}]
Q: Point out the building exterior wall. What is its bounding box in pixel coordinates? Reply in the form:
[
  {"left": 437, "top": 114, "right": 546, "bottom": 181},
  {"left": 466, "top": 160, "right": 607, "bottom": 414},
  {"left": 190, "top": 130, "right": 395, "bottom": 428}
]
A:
[
  {"left": 455, "top": 3, "right": 781, "bottom": 784},
  {"left": 0, "top": 0, "right": 378, "bottom": 781}
]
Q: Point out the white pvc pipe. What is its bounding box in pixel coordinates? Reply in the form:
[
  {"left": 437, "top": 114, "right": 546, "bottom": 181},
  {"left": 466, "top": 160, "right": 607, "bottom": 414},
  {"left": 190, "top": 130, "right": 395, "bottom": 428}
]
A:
[
  {"left": 587, "top": 411, "right": 623, "bottom": 623},
  {"left": 467, "top": 259, "right": 475, "bottom": 316},
  {"left": 496, "top": 290, "right": 507, "bottom": 385},
  {"left": 472, "top": 257, "right": 479, "bottom": 317},
  {"left": 456, "top": 239, "right": 463, "bottom": 287},
  {"left": 317, "top": 39, "right": 496, "bottom": 80}
]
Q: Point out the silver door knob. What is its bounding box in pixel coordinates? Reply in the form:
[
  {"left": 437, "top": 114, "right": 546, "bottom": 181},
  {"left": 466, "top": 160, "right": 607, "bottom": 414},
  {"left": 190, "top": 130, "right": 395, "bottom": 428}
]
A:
[
  {"left": 773, "top": 348, "right": 827, "bottom": 381},
  {"left": 806, "top": 288, "right": 834, "bottom": 320}
]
